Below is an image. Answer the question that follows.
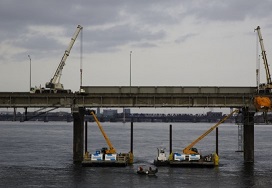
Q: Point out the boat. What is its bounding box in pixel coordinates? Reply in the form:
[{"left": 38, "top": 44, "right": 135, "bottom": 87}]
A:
[
  {"left": 153, "top": 148, "right": 169, "bottom": 166},
  {"left": 137, "top": 166, "right": 158, "bottom": 176}
]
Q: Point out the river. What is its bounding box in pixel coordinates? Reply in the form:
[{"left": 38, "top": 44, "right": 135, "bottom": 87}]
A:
[{"left": 0, "top": 121, "right": 271, "bottom": 187}]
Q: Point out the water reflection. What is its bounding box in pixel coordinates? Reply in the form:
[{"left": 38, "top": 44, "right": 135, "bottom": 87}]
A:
[{"left": 240, "top": 163, "right": 255, "bottom": 187}]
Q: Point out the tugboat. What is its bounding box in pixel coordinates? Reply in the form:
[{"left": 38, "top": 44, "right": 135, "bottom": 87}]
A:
[
  {"left": 137, "top": 166, "right": 158, "bottom": 176},
  {"left": 153, "top": 148, "right": 169, "bottom": 166}
]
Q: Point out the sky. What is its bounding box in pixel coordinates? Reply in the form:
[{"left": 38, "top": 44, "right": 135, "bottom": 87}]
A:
[{"left": 1, "top": 0, "right": 272, "bottom": 113}]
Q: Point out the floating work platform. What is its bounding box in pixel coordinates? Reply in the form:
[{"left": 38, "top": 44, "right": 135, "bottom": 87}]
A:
[
  {"left": 169, "top": 160, "right": 215, "bottom": 168},
  {"left": 82, "top": 152, "right": 131, "bottom": 167},
  {"left": 153, "top": 159, "right": 169, "bottom": 166},
  {"left": 154, "top": 150, "right": 218, "bottom": 168},
  {"left": 154, "top": 159, "right": 215, "bottom": 168},
  {"left": 168, "top": 153, "right": 218, "bottom": 168}
]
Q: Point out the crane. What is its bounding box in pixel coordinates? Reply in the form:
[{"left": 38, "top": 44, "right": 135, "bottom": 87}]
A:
[
  {"left": 254, "top": 26, "right": 272, "bottom": 113},
  {"left": 45, "top": 25, "right": 83, "bottom": 92},
  {"left": 183, "top": 109, "right": 239, "bottom": 155},
  {"left": 255, "top": 26, "right": 272, "bottom": 93},
  {"left": 83, "top": 110, "right": 133, "bottom": 165},
  {"left": 90, "top": 110, "right": 116, "bottom": 154}
]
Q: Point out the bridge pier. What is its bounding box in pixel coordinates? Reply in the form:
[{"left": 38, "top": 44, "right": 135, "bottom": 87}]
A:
[
  {"left": 72, "top": 107, "right": 85, "bottom": 163},
  {"left": 24, "top": 107, "right": 28, "bottom": 121},
  {"left": 13, "top": 108, "right": 16, "bottom": 121},
  {"left": 242, "top": 107, "right": 255, "bottom": 163}
]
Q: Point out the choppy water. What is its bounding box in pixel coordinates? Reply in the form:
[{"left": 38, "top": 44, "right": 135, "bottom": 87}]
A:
[{"left": 0, "top": 121, "right": 272, "bottom": 188}]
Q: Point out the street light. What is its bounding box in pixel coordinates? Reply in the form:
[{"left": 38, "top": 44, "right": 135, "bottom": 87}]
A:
[
  {"left": 28, "top": 55, "right": 31, "bottom": 91},
  {"left": 130, "top": 51, "right": 132, "bottom": 93}
]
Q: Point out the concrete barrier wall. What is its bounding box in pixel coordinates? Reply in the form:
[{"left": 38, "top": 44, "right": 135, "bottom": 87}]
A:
[{"left": 81, "top": 86, "right": 256, "bottom": 94}]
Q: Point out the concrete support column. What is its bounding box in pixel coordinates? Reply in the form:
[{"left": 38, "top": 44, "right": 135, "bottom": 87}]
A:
[
  {"left": 216, "top": 127, "right": 218, "bottom": 156},
  {"left": 13, "top": 108, "right": 17, "bottom": 121},
  {"left": 169, "top": 124, "right": 172, "bottom": 155},
  {"left": 85, "top": 121, "right": 88, "bottom": 154},
  {"left": 242, "top": 107, "right": 255, "bottom": 163},
  {"left": 130, "top": 122, "right": 133, "bottom": 154},
  {"left": 72, "top": 107, "right": 85, "bottom": 163},
  {"left": 24, "top": 107, "right": 28, "bottom": 121}
]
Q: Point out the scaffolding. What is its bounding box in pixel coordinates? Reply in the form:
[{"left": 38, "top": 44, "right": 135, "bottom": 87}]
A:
[
  {"left": 235, "top": 111, "right": 244, "bottom": 152},
  {"left": 237, "top": 124, "right": 244, "bottom": 152}
]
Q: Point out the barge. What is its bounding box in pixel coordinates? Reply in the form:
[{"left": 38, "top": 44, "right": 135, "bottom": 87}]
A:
[
  {"left": 82, "top": 110, "right": 134, "bottom": 167},
  {"left": 82, "top": 150, "right": 131, "bottom": 167},
  {"left": 168, "top": 152, "right": 218, "bottom": 168},
  {"left": 154, "top": 110, "right": 238, "bottom": 168}
]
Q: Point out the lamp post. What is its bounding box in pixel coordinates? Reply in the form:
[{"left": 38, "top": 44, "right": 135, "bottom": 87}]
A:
[
  {"left": 28, "top": 55, "right": 31, "bottom": 91},
  {"left": 130, "top": 51, "right": 132, "bottom": 93}
]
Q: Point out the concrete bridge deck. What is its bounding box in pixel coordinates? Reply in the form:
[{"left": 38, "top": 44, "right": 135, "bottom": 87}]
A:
[{"left": 0, "top": 86, "right": 257, "bottom": 108}]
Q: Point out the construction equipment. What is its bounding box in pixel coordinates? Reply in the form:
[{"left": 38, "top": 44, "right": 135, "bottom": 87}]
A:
[
  {"left": 167, "top": 110, "right": 239, "bottom": 167},
  {"left": 90, "top": 110, "right": 116, "bottom": 154},
  {"left": 182, "top": 109, "right": 239, "bottom": 155},
  {"left": 82, "top": 110, "right": 134, "bottom": 167},
  {"left": 31, "top": 25, "right": 83, "bottom": 93},
  {"left": 255, "top": 26, "right": 272, "bottom": 93},
  {"left": 46, "top": 25, "right": 83, "bottom": 92},
  {"left": 253, "top": 26, "right": 272, "bottom": 114},
  {"left": 254, "top": 96, "right": 271, "bottom": 111}
]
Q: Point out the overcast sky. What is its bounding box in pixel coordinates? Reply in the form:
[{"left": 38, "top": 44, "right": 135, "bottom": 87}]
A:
[{"left": 1, "top": 0, "right": 272, "bottom": 93}]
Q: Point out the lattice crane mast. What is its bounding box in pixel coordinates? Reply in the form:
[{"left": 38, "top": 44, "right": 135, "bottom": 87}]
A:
[
  {"left": 45, "top": 25, "right": 83, "bottom": 92},
  {"left": 255, "top": 26, "right": 272, "bottom": 93}
]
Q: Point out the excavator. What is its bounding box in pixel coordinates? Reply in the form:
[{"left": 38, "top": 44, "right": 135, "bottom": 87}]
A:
[
  {"left": 254, "top": 26, "right": 272, "bottom": 117},
  {"left": 170, "top": 109, "right": 239, "bottom": 166},
  {"left": 31, "top": 25, "right": 83, "bottom": 93}
]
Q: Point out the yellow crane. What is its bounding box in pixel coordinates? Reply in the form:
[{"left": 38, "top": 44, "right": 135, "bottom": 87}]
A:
[
  {"left": 84, "top": 110, "right": 134, "bottom": 165},
  {"left": 183, "top": 109, "right": 239, "bottom": 155},
  {"left": 90, "top": 110, "right": 116, "bottom": 154}
]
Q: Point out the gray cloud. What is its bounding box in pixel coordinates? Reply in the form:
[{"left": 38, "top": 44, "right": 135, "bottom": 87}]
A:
[
  {"left": 1, "top": 0, "right": 272, "bottom": 63},
  {"left": 175, "top": 33, "right": 198, "bottom": 44},
  {"left": 184, "top": 0, "right": 272, "bottom": 22},
  {"left": 132, "top": 42, "right": 157, "bottom": 48},
  {"left": 82, "top": 24, "right": 165, "bottom": 52}
]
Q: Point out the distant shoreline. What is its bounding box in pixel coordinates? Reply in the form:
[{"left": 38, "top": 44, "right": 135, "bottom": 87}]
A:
[{"left": 0, "top": 111, "right": 270, "bottom": 124}]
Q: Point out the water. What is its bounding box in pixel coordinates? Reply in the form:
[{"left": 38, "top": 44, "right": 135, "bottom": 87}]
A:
[{"left": 0, "top": 121, "right": 272, "bottom": 188}]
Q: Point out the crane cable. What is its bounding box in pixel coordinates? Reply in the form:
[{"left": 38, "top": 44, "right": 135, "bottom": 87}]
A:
[
  {"left": 80, "top": 26, "right": 83, "bottom": 87},
  {"left": 256, "top": 28, "right": 260, "bottom": 89}
]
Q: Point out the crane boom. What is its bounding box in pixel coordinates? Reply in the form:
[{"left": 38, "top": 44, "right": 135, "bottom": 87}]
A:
[
  {"left": 46, "top": 25, "right": 83, "bottom": 90},
  {"left": 255, "top": 26, "right": 272, "bottom": 86},
  {"left": 90, "top": 111, "right": 116, "bottom": 154},
  {"left": 183, "top": 110, "right": 239, "bottom": 155}
]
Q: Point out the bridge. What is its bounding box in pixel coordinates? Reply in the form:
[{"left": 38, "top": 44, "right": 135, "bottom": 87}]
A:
[
  {"left": 0, "top": 86, "right": 260, "bottom": 163},
  {"left": 0, "top": 86, "right": 256, "bottom": 108}
]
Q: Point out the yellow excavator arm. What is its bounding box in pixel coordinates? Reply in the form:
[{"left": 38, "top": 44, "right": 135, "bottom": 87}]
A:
[
  {"left": 183, "top": 109, "right": 239, "bottom": 155},
  {"left": 90, "top": 111, "right": 116, "bottom": 154}
]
